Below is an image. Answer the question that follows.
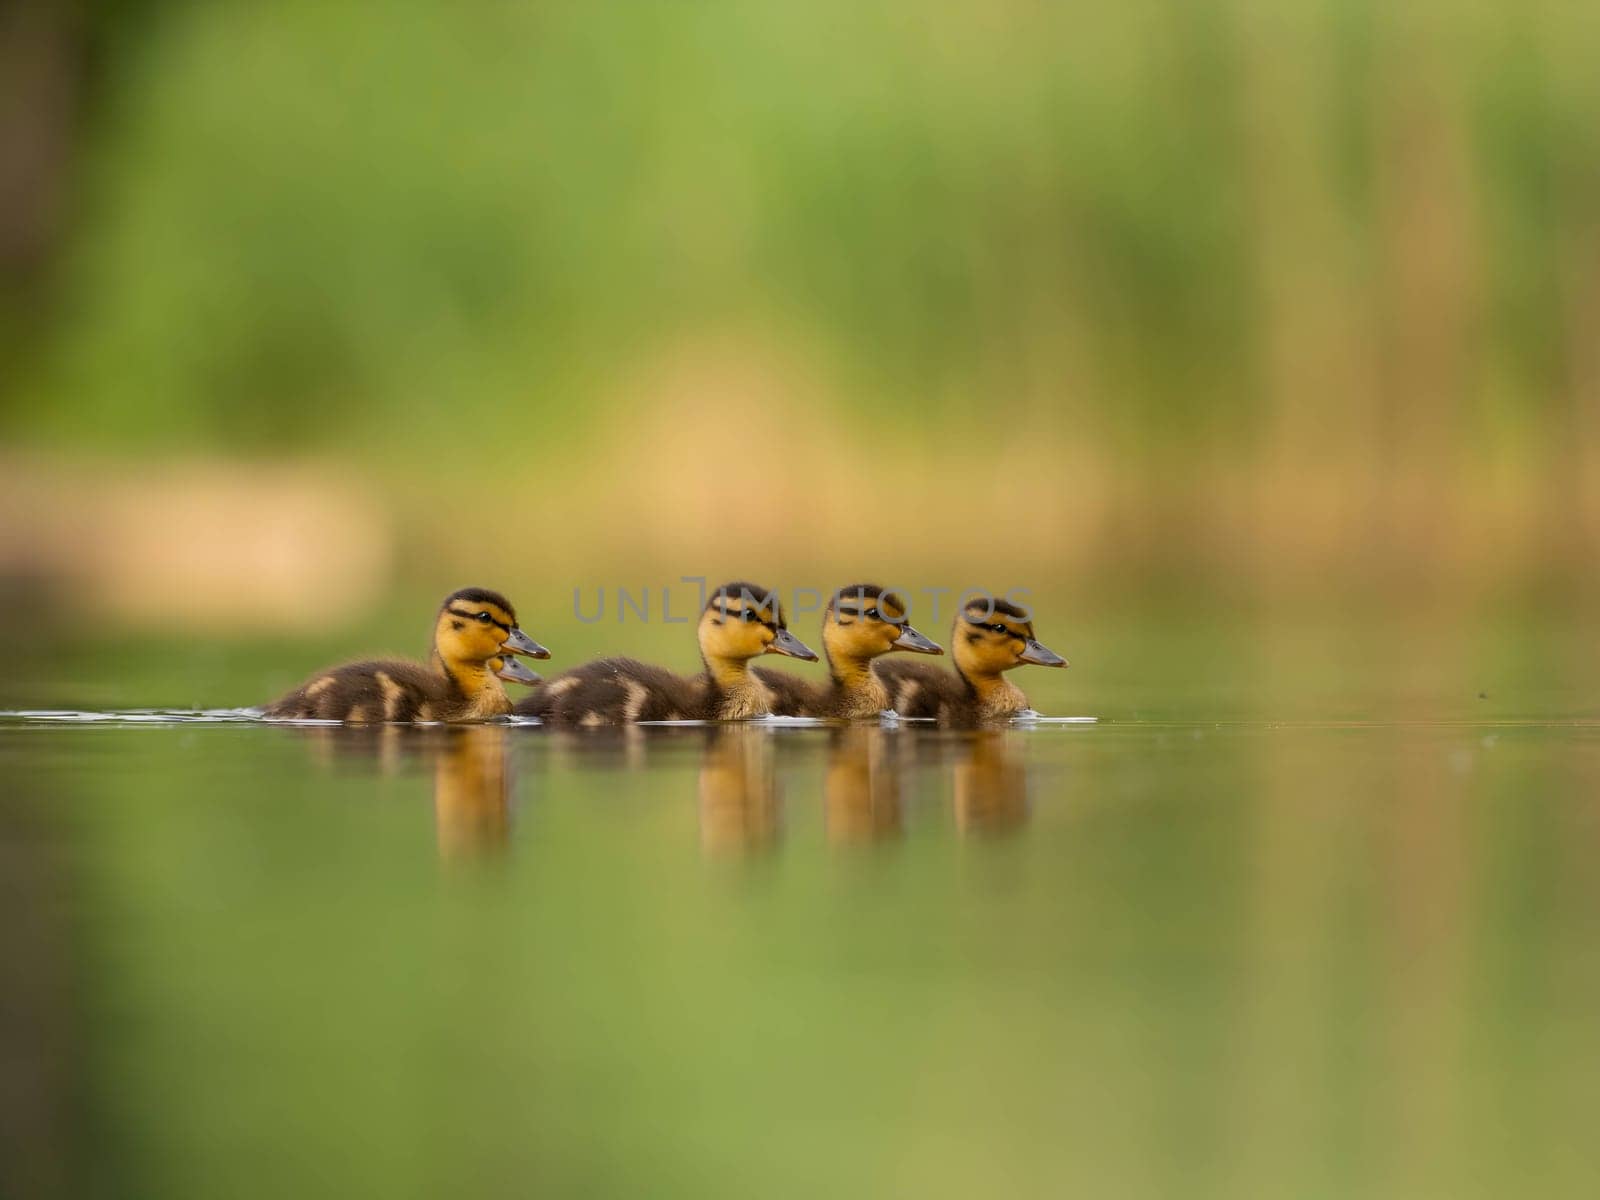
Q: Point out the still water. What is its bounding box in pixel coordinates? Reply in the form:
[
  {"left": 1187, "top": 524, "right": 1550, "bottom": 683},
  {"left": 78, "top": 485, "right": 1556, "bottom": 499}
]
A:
[{"left": 3, "top": 705, "right": 1598, "bottom": 1198}]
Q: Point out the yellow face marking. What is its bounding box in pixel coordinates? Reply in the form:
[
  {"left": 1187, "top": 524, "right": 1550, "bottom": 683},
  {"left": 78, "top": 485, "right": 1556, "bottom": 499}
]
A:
[
  {"left": 306, "top": 676, "right": 335, "bottom": 697},
  {"left": 435, "top": 604, "right": 513, "bottom": 667},
  {"left": 955, "top": 606, "right": 1039, "bottom": 678},
  {"left": 699, "top": 601, "right": 783, "bottom": 665},
  {"left": 826, "top": 593, "right": 910, "bottom": 668}
]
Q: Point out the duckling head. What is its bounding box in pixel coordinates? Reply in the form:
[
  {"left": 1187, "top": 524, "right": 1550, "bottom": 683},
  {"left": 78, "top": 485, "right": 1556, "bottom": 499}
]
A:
[
  {"left": 698, "top": 580, "right": 818, "bottom": 668},
  {"left": 823, "top": 584, "right": 942, "bottom": 674},
  {"left": 433, "top": 587, "right": 550, "bottom": 672},
  {"left": 952, "top": 594, "right": 1067, "bottom": 678}
]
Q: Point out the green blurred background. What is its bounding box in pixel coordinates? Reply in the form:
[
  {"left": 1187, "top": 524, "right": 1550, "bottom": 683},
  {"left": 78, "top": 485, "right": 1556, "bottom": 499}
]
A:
[
  {"left": 3, "top": 0, "right": 1599, "bottom": 700},
  {"left": 5, "top": 5, "right": 1600, "bottom": 1198}
]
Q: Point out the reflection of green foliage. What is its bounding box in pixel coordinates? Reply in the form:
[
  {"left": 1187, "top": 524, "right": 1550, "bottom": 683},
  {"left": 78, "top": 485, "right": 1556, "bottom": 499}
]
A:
[
  {"left": 9, "top": 0, "right": 1598, "bottom": 457},
  {"left": 22, "top": 702, "right": 1598, "bottom": 1197}
]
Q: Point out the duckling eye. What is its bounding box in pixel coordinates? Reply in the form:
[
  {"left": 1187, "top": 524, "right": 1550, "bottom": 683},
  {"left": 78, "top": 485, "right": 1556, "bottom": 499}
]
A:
[
  {"left": 989, "top": 623, "right": 1009, "bottom": 634},
  {"left": 475, "top": 612, "right": 493, "bottom": 624},
  {"left": 740, "top": 609, "right": 760, "bottom": 623},
  {"left": 864, "top": 608, "right": 880, "bottom": 621}
]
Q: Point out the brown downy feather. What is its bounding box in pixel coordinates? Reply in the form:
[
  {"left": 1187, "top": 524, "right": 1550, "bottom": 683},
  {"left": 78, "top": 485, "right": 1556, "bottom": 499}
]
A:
[
  {"left": 264, "top": 586, "right": 544, "bottom": 723},
  {"left": 873, "top": 594, "right": 1064, "bottom": 726},
  {"left": 752, "top": 669, "right": 828, "bottom": 718},
  {"left": 755, "top": 583, "right": 941, "bottom": 719},
  {"left": 872, "top": 657, "right": 1001, "bottom": 725},
  {"left": 515, "top": 657, "right": 710, "bottom": 724},
  {"left": 264, "top": 658, "right": 490, "bottom": 722},
  {"left": 515, "top": 581, "right": 816, "bottom": 725}
]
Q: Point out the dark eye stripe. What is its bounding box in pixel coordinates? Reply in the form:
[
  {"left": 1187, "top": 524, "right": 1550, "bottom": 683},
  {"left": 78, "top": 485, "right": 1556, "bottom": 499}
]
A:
[
  {"left": 715, "top": 603, "right": 779, "bottom": 631},
  {"left": 447, "top": 606, "right": 510, "bottom": 633},
  {"left": 964, "top": 616, "right": 1024, "bottom": 637},
  {"left": 836, "top": 606, "right": 903, "bottom": 623}
]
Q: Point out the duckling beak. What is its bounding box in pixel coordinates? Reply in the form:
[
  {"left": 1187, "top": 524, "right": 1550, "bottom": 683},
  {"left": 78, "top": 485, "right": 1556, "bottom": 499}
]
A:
[
  {"left": 503, "top": 627, "right": 551, "bottom": 659},
  {"left": 891, "top": 625, "right": 944, "bottom": 655},
  {"left": 1018, "top": 638, "right": 1068, "bottom": 668},
  {"left": 768, "top": 628, "right": 820, "bottom": 661},
  {"left": 495, "top": 656, "right": 543, "bottom": 686}
]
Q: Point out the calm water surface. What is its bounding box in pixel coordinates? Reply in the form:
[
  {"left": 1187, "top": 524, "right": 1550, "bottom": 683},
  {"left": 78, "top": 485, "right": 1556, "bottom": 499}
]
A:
[{"left": 3, "top": 699, "right": 1599, "bottom": 1197}]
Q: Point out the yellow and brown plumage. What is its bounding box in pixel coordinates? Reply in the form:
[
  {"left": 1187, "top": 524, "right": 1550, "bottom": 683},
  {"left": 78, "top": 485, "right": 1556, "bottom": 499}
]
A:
[
  {"left": 754, "top": 583, "right": 942, "bottom": 718},
  {"left": 264, "top": 587, "right": 549, "bottom": 723},
  {"left": 515, "top": 581, "right": 817, "bottom": 725},
  {"left": 873, "top": 594, "right": 1066, "bottom": 725}
]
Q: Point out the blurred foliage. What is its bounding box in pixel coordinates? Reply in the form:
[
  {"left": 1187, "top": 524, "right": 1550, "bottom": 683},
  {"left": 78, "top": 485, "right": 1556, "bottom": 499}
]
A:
[
  {"left": 3, "top": 0, "right": 1598, "bottom": 461},
  {"left": 2, "top": 0, "right": 1599, "bottom": 623}
]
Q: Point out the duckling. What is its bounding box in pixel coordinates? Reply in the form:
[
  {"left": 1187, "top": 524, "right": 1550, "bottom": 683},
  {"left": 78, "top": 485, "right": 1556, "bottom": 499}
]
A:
[
  {"left": 515, "top": 581, "right": 817, "bottom": 724},
  {"left": 755, "top": 583, "right": 942, "bottom": 718},
  {"left": 874, "top": 594, "right": 1066, "bottom": 725},
  {"left": 265, "top": 587, "right": 550, "bottom": 723}
]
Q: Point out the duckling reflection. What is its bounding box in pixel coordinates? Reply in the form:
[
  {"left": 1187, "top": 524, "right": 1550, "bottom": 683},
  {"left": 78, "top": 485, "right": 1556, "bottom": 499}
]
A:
[
  {"left": 824, "top": 725, "right": 903, "bottom": 845},
  {"left": 291, "top": 721, "right": 409, "bottom": 775},
  {"left": 952, "top": 731, "right": 1029, "bottom": 835},
  {"left": 697, "top": 724, "right": 781, "bottom": 856},
  {"left": 274, "top": 720, "right": 515, "bottom": 861},
  {"left": 433, "top": 724, "right": 512, "bottom": 861},
  {"left": 541, "top": 724, "right": 654, "bottom": 772}
]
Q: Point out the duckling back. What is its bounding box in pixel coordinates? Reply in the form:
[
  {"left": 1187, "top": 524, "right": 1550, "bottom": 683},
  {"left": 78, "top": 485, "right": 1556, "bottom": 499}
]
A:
[
  {"left": 873, "top": 659, "right": 994, "bottom": 724},
  {"left": 515, "top": 657, "right": 710, "bottom": 725},
  {"left": 265, "top": 660, "right": 449, "bottom": 723},
  {"left": 750, "top": 667, "right": 826, "bottom": 717}
]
